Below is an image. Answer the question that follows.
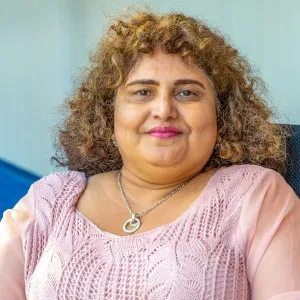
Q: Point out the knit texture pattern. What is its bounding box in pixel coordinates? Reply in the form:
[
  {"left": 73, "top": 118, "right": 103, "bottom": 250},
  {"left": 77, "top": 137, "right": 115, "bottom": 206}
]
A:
[{"left": 22, "top": 166, "right": 266, "bottom": 300}]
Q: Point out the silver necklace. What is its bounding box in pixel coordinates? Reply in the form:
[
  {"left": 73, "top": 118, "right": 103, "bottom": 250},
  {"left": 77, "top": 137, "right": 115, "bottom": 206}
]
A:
[{"left": 117, "top": 170, "right": 190, "bottom": 234}]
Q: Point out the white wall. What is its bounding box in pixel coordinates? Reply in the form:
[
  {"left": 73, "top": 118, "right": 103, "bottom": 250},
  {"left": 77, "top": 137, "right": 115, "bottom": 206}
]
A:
[
  {"left": 0, "top": 0, "right": 82, "bottom": 175},
  {"left": 1, "top": 0, "right": 299, "bottom": 176}
]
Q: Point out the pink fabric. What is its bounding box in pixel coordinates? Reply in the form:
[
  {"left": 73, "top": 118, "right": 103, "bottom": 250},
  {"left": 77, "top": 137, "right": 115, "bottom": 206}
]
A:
[{"left": 0, "top": 164, "right": 300, "bottom": 299}]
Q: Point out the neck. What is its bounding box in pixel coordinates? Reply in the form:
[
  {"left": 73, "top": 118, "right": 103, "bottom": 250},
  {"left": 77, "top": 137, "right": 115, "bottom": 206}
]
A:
[{"left": 117, "top": 165, "right": 209, "bottom": 207}]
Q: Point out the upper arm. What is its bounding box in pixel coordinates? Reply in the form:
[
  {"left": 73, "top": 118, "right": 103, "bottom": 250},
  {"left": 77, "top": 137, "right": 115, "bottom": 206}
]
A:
[
  {"left": 0, "top": 185, "right": 35, "bottom": 299},
  {"left": 237, "top": 169, "right": 300, "bottom": 300},
  {"left": 251, "top": 194, "right": 300, "bottom": 299}
]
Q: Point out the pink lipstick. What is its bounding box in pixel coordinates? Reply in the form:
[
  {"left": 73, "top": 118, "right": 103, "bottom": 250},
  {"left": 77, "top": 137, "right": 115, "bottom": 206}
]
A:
[{"left": 148, "top": 126, "right": 181, "bottom": 139}]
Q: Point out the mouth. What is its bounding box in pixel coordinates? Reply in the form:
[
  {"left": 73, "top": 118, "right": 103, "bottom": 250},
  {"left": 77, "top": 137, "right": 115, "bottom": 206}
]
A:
[{"left": 148, "top": 126, "right": 182, "bottom": 139}]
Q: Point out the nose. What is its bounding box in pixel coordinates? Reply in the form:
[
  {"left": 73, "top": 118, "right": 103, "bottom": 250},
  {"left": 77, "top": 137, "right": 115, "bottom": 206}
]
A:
[{"left": 151, "top": 93, "right": 178, "bottom": 121}]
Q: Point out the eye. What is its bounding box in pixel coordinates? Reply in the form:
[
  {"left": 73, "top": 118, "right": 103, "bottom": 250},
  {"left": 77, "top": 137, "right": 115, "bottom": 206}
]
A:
[
  {"left": 175, "top": 88, "right": 201, "bottom": 102},
  {"left": 178, "top": 90, "right": 194, "bottom": 97},
  {"left": 177, "top": 89, "right": 198, "bottom": 99},
  {"left": 135, "top": 90, "right": 151, "bottom": 96}
]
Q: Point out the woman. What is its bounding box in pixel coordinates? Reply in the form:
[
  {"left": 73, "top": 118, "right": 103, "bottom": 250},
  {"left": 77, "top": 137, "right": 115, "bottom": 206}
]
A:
[{"left": 1, "top": 10, "right": 300, "bottom": 300}]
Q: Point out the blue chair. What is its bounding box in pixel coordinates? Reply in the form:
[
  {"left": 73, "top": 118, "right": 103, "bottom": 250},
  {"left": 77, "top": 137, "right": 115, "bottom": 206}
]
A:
[
  {"left": 0, "top": 159, "right": 40, "bottom": 216},
  {"left": 285, "top": 125, "right": 300, "bottom": 197}
]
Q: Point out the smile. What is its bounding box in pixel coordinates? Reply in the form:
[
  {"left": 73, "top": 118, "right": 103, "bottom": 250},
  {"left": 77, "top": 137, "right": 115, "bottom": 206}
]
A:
[{"left": 148, "top": 126, "right": 182, "bottom": 139}]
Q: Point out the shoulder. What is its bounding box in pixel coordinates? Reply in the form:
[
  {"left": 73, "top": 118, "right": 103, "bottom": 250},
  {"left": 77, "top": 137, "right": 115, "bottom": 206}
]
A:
[
  {"left": 229, "top": 168, "right": 300, "bottom": 287},
  {"left": 32, "top": 170, "right": 87, "bottom": 204},
  {"left": 218, "top": 163, "right": 275, "bottom": 178},
  {"left": 33, "top": 170, "right": 87, "bottom": 203},
  {"left": 220, "top": 164, "right": 297, "bottom": 209},
  {"left": 220, "top": 164, "right": 297, "bottom": 207},
  {"left": 34, "top": 170, "right": 87, "bottom": 191},
  {"left": 231, "top": 165, "right": 298, "bottom": 254},
  {"left": 30, "top": 171, "right": 87, "bottom": 225},
  {"left": 209, "top": 164, "right": 295, "bottom": 225},
  {"left": 216, "top": 164, "right": 286, "bottom": 192}
]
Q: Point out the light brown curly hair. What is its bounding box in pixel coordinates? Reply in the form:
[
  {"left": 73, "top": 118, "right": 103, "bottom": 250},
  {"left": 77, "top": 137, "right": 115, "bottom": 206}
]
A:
[{"left": 53, "top": 9, "right": 288, "bottom": 176}]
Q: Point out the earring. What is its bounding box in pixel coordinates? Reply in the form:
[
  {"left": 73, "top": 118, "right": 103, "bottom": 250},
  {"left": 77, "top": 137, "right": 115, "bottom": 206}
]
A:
[{"left": 111, "top": 133, "right": 118, "bottom": 147}]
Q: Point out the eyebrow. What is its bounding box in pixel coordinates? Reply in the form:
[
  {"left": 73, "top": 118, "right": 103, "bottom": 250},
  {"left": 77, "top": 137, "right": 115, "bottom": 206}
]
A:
[{"left": 125, "top": 79, "right": 206, "bottom": 89}]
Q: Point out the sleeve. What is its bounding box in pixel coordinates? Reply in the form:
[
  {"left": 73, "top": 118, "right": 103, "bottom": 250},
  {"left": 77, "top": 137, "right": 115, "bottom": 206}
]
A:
[
  {"left": 0, "top": 185, "right": 35, "bottom": 300},
  {"left": 236, "top": 168, "right": 300, "bottom": 300}
]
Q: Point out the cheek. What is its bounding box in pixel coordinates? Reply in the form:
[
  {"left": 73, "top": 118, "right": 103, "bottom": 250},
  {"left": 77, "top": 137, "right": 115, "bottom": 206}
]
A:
[
  {"left": 185, "top": 105, "right": 217, "bottom": 133},
  {"left": 114, "top": 105, "right": 146, "bottom": 135},
  {"left": 115, "top": 104, "right": 133, "bottom": 125}
]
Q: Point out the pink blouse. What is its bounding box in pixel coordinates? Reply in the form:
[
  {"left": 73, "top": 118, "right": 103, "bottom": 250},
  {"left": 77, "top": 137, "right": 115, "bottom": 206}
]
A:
[{"left": 0, "top": 164, "right": 300, "bottom": 299}]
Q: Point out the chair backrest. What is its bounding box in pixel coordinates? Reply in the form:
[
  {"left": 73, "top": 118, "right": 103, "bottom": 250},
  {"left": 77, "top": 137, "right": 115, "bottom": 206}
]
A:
[
  {"left": 0, "top": 159, "right": 40, "bottom": 216},
  {"left": 284, "top": 125, "right": 300, "bottom": 197}
]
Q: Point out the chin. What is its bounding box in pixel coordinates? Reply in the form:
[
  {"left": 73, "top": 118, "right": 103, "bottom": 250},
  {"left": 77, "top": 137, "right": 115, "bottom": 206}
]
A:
[
  {"left": 143, "top": 151, "right": 186, "bottom": 167},
  {"left": 145, "top": 159, "right": 179, "bottom": 167}
]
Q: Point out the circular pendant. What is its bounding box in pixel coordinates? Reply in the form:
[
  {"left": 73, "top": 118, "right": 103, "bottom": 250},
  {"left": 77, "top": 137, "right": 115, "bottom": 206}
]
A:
[{"left": 123, "top": 216, "right": 141, "bottom": 234}]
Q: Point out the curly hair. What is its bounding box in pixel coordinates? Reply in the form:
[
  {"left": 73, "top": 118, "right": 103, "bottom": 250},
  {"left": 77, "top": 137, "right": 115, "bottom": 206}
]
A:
[{"left": 53, "top": 9, "right": 288, "bottom": 176}]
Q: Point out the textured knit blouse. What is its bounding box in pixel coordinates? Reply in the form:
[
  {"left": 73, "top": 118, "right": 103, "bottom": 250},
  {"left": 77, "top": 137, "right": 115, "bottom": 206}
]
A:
[{"left": 1, "top": 164, "right": 300, "bottom": 300}]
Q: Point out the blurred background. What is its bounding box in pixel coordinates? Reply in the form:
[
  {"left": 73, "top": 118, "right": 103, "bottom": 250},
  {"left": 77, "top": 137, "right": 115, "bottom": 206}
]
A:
[{"left": 1, "top": 0, "right": 300, "bottom": 178}]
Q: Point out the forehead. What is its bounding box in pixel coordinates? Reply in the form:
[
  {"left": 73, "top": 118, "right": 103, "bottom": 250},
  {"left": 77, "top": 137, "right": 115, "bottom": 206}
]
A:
[{"left": 124, "top": 49, "right": 210, "bottom": 85}]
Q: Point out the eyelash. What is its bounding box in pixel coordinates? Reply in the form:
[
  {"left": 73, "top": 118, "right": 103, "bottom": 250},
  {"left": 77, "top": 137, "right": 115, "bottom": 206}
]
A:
[{"left": 134, "top": 89, "right": 198, "bottom": 98}]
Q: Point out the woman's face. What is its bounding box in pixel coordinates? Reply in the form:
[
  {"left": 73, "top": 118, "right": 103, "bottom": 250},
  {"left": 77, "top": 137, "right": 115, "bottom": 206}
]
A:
[{"left": 114, "top": 48, "right": 217, "bottom": 180}]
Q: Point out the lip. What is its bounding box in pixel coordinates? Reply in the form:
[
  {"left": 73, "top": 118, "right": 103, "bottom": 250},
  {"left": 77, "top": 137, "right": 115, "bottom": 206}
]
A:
[{"left": 148, "top": 126, "right": 182, "bottom": 139}]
